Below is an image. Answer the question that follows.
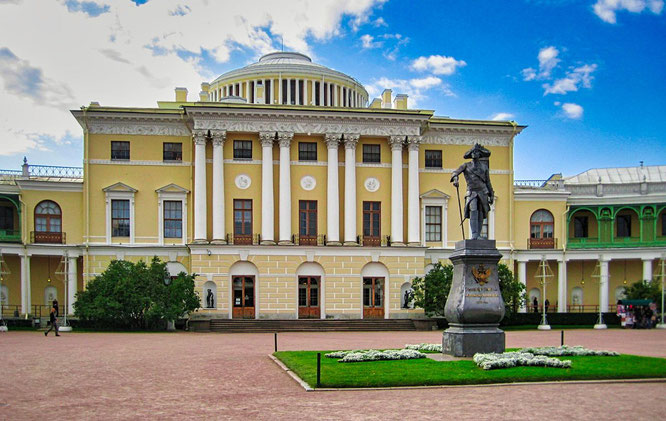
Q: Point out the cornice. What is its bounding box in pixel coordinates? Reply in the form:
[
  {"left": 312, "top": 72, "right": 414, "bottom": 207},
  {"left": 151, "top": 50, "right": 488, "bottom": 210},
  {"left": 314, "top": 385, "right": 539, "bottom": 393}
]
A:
[
  {"left": 72, "top": 111, "right": 191, "bottom": 136},
  {"left": 422, "top": 123, "right": 522, "bottom": 147}
]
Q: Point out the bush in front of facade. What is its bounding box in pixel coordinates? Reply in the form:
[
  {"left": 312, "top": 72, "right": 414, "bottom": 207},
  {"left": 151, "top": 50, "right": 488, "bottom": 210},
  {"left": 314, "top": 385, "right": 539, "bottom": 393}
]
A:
[{"left": 74, "top": 257, "right": 200, "bottom": 329}]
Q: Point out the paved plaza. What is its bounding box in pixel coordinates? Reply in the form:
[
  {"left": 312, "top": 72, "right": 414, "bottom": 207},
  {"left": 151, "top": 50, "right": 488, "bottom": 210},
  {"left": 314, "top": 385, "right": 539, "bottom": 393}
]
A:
[{"left": 1, "top": 329, "right": 665, "bottom": 419}]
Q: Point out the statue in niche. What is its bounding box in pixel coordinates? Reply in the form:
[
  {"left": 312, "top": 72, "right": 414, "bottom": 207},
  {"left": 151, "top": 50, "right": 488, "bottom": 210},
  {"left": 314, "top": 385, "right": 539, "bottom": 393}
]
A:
[
  {"left": 403, "top": 289, "right": 413, "bottom": 309},
  {"left": 450, "top": 144, "right": 494, "bottom": 240},
  {"left": 206, "top": 289, "right": 214, "bottom": 308}
]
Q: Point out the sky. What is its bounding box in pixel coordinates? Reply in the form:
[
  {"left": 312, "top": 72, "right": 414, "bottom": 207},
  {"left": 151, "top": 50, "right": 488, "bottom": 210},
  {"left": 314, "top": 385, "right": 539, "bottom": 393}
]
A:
[{"left": 0, "top": 0, "right": 664, "bottom": 179}]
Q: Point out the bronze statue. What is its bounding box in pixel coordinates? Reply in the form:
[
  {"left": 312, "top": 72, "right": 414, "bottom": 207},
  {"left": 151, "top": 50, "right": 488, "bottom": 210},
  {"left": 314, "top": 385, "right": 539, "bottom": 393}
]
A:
[{"left": 450, "top": 144, "right": 494, "bottom": 240}]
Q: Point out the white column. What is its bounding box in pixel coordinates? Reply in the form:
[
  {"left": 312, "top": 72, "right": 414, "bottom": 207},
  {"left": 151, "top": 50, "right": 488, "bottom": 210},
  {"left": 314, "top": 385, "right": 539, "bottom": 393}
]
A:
[
  {"left": 260, "top": 132, "right": 275, "bottom": 244},
  {"left": 295, "top": 79, "right": 300, "bottom": 105},
  {"left": 320, "top": 78, "right": 325, "bottom": 106},
  {"left": 287, "top": 79, "right": 291, "bottom": 105},
  {"left": 269, "top": 79, "right": 274, "bottom": 104},
  {"left": 245, "top": 81, "right": 251, "bottom": 103},
  {"left": 68, "top": 255, "right": 77, "bottom": 315},
  {"left": 304, "top": 79, "right": 309, "bottom": 105},
  {"left": 278, "top": 132, "right": 294, "bottom": 244},
  {"left": 407, "top": 136, "right": 421, "bottom": 245},
  {"left": 518, "top": 260, "right": 527, "bottom": 313},
  {"left": 557, "top": 259, "right": 567, "bottom": 312},
  {"left": 325, "top": 134, "right": 341, "bottom": 245},
  {"left": 389, "top": 135, "right": 405, "bottom": 246},
  {"left": 333, "top": 84, "right": 338, "bottom": 107},
  {"left": 600, "top": 257, "right": 610, "bottom": 312},
  {"left": 643, "top": 258, "right": 653, "bottom": 281},
  {"left": 211, "top": 130, "right": 226, "bottom": 243},
  {"left": 20, "top": 254, "right": 30, "bottom": 315},
  {"left": 193, "top": 130, "right": 208, "bottom": 243},
  {"left": 278, "top": 74, "right": 282, "bottom": 104},
  {"left": 344, "top": 134, "right": 359, "bottom": 245}
]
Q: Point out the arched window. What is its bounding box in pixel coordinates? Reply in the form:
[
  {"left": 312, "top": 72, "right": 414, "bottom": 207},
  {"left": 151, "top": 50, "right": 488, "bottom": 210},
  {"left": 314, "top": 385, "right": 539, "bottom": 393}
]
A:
[
  {"left": 34, "top": 201, "right": 62, "bottom": 243},
  {"left": 529, "top": 209, "right": 554, "bottom": 248}
]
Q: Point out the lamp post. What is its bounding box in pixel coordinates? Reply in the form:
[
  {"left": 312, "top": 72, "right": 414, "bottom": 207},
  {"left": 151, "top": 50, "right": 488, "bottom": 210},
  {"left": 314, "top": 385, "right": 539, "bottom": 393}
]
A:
[
  {"left": 657, "top": 255, "right": 666, "bottom": 329},
  {"left": 55, "top": 252, "right": 72, "bottom": 332},
  {"left": 0, "top": 252, "right": 10, "bottom": 332},
  {"left": 164, "top": 272, "right": 175, "bottom": 331},
  {"left": 535, "top": 256, "right": 553, "bottom": 330},
  {"left": 591, "top": 260, "right": 607, "bottom": 330}
]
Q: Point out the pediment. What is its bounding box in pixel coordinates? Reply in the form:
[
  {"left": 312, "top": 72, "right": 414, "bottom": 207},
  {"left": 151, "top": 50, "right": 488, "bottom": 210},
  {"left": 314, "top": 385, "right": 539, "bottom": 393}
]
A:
[
  {"left": 420, "top": 189, "right": 450, "bottom": 199},
  {"left": 103, "top": 182, "right": 137, "bottom": 193},
  {"left": 156, "top": 183, "right": 190, "bottom": 194}
]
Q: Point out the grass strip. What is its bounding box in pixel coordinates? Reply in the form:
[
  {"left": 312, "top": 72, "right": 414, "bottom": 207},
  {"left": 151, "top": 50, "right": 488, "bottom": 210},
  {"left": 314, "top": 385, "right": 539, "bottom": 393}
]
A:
[{"left": 274, "top": 351, "right": 666, "bottom": 388}]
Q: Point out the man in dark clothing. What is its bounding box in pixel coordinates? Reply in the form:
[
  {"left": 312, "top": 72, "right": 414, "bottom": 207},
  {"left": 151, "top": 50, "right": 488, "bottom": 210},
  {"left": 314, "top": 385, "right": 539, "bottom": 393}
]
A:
[
  {"left": 545, "top": 299, "right": 550, "bottom": 313},
  {"left": 44, "top": 301, "right": 60, "bottom": 337},
  {"left": 533, "top": 297, "right": 538, "bottom": 313}
]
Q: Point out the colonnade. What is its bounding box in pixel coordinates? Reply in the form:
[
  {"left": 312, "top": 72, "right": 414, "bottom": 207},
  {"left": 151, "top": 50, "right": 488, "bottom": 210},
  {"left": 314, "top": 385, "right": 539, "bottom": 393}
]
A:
[
  {"left": 209, "top": 78, "right": 367, "bottom": 107},
  {"left": 192, "top": 130, "right": 422, "bottom": 246}
]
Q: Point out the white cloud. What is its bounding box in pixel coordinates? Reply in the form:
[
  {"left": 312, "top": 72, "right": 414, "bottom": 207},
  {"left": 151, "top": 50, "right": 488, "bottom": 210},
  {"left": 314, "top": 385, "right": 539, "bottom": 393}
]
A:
[
  {"left": 0, "top": 0, "right": 384, "bottom": 157},
  {"left": 521, "top": 46, "right": 560, "bottom": 80},
  {"left": 360, "top": 34, "right": 382, "bottom": 49},
  {"left": 379, "top": 33, "right": 409, "bottom": 61},
  {"left": 372, "top": 17, "right": 387, "bottom": 27},
  {"left": 410, "top": 55, "right": 467, "bottom": 75},
  {"left": 561, "top": 102, "right": 584, "bottom": 119},
  {"left": 365, "top": 75, "right": 448, "bottom": 107},
  {"left": 543, "top": 64, "right": 597, "bottom": 95},
  {"left": 593, "top": 0, "right": 664, "bottom": 23},
  {"left": 490, "top": 112, "right": 515, "bottom": 121}
]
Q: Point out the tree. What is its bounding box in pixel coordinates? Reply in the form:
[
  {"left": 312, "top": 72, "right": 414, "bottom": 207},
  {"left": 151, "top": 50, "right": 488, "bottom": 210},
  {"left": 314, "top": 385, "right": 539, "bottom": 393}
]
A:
[
  {"left": 74, "top": 257, "right": 200, "bottom": 329},
  {"left": 411, "top": 263, "right": 453, "bottom": 317},
  {"left": 411, "top": 262, "right": 525, "bottom": 318},
  {"left": 623, "top": 280, "right": 662, "bottom": 310}
]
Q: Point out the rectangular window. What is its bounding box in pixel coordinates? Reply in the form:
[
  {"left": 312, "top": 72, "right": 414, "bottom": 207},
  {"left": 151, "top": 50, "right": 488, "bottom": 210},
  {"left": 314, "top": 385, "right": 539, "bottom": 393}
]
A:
[
  {"left": 574, "top": 216, "right": 588, "bottom": 238},
  {"left": 233, "top": 199, "right": 252, "bottom": 244},
  {"left": 425, "top": 150, "right": 442, "bottom": 168},
  {"left": 299, "top": 201, "right": 317, "bottom": 241},
  {"left": 163, "top": 142, "right": 182, "bottom": 161},
  {"left": 111, "top": 141, "right": 130, "bottom": 160},
  {"left": 363, "top": 201, "right": 381, "bottom": 245},
  {"left": 298, "top": 142, "right": 317, "bottom": 161},
  {"left": 163, "top": 201, "right": 182, "bottom": 238},
  {"left": 425, "top": 206, "right": 442, "bottom": 242},
  {"left": 0, "top": 206, "right": 13, "bottom": 230},
  {"left": 233, "top": 140, "right": 253, "bottom": 160},
  {"left": 363, "top": 144, "right": 380, "bottom": 163},
  {"left": 617, "top": 215, "right": 631, "bottom": 237},
  {"left": 111, "top": 199, "right": 130, "bottom": 237}
]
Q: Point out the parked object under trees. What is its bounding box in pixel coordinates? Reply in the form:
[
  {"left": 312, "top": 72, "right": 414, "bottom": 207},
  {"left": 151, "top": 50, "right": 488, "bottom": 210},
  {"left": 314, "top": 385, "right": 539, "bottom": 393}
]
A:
[{"left": 74, "top": 257, "right": 200, "bottom": 330}]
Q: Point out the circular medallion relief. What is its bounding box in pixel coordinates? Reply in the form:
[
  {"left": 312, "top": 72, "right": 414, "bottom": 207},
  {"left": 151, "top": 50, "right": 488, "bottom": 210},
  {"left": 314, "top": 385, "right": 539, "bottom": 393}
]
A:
[
  {"left": 235, "top": 174, "right": 251, "bottom": 189},
  {"left": 300, "top": 176, "right": 316, "bottom": 191},
  {"left": 364, "top": 177, "right": 380, "bottom": 192}
]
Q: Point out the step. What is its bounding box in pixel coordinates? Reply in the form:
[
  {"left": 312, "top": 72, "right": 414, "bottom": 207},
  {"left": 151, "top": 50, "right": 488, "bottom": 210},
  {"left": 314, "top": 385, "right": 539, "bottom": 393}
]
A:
[{"left": 207, "top": 318, "right": 418, "bottom": 332}]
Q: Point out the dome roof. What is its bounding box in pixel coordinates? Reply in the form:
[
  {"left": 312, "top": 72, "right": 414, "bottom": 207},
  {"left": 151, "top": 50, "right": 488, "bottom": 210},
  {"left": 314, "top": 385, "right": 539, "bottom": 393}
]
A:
[{"left": 211, "top": 51, "right": 366, "bottom": 94}]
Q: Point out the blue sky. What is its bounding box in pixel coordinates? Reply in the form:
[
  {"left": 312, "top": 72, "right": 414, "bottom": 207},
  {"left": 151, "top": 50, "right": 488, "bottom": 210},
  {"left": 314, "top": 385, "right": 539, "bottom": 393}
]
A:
[{"left": 0, "top": 0, "right": 664, "bottom": 179}]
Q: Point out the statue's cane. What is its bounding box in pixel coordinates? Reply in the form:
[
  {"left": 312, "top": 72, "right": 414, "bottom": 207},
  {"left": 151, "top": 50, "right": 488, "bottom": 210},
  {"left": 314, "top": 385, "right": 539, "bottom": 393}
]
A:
[{"left": 455, "top": 182, "right": 466, "bottom": 240}]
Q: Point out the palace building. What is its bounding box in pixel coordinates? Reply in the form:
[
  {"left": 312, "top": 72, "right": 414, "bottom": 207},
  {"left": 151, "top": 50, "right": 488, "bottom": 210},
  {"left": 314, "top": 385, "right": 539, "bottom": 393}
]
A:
[{"left": 0, "top": 52, "right": 664, "bottom": 321}]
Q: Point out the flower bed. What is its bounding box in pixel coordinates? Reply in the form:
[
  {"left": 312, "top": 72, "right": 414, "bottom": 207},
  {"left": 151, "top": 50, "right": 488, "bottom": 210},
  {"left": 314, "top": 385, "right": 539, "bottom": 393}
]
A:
[
  {"left": 473, "top": 351, "right": 572, "bottom": 370},
  {"left": 325, "top": 349, "right": 426, "bottom": 363},
  {"left": 520, "top": 345, "right": 619, "bottom": 357},
  {"left": 405, "top": 343, "right": 443, "bottom": 352}
]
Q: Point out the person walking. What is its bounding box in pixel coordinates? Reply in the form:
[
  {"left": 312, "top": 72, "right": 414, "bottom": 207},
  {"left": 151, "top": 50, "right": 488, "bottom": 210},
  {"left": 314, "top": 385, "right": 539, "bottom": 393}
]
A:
[
  {"left": 533, "top": 296, "right": 538, "bottom": 313},
  {"left": 44, "top": 300, "right": 60, "bottom": 337}
]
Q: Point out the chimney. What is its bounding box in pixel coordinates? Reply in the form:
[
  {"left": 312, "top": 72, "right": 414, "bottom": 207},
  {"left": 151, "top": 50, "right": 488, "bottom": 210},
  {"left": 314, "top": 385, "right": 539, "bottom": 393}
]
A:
[
  {"left": 393, "top": 94, "right": 408, "bottom": 110},
  {"left": 381, "top": 89, "right": 392, "bottom": 108},
  {"left": 175, "top": 87, "right": 188, "bottom": 102},
  {"left": 369, "top": 98, "right": 382, "bottom": 108},
  {"left": 200, "top": 82, "right": 210, "bottom": 101}
]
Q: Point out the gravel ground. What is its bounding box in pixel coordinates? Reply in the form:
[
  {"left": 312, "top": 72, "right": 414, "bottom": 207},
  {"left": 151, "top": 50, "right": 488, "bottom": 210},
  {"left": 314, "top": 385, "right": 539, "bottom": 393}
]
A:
[{"left": 1, "top": 329, "right": 665, "bottom": 420}]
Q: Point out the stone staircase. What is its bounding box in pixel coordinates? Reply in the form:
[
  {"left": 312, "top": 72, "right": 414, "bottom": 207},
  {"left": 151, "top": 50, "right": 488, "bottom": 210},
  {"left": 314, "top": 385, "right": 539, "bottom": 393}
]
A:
[{"left": 207, "top": 319, "right": 419, "bottom": 333}]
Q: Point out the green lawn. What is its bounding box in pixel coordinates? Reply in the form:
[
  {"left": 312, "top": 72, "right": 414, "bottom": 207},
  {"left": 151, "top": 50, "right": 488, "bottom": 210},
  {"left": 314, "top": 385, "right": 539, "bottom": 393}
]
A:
[{"left": 274, "top": 351, "right": 666, "bottom": 388}]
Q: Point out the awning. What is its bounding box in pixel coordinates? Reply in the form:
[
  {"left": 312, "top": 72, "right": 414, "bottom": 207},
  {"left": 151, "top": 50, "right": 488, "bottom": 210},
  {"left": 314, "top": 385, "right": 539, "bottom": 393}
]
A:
[{"left": 619, "top": 299, "right": 653, "bottom": 306}]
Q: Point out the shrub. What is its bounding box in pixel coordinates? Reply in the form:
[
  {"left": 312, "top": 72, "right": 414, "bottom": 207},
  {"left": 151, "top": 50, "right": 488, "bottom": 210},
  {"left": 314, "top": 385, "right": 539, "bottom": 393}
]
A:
[{"left": 74, "top": 257, "right": 200, "bottom": 329}]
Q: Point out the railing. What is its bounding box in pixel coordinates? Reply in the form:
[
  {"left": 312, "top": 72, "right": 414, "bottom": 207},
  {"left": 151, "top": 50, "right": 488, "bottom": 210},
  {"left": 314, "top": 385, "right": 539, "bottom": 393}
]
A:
[
  {"left": 0, "top": 169, "right": 23, "bottom": 177},
  {"left": 528, "top": 237, "right": 557, "bottom": 249},
  {"left": 530, "top": 305, "right": 618, "bottom": 313},
  {"left": 1, "top": 304, "right": 21, "bottom": 318},
  {"left": 567, "top": 236, "right": 666, "bottom": 249},
  {"left": 359, "top": 235, "right": 391, "bottom": 247},
  {"left": 28, "top": 165, "right": 83, "bottom": 179},
  {"left": 0, "top": 229, "right": 21, "bottom": 243},
  {"left": 292, "top": 234, "right": 327, "bottom": 246},
  {"left": 514, "top": 180, "right": 549, "bottom": 188},
  {"left": 226, "top": 233, "right": 261, "bottom": 245},
  {"left": 31, "top": 231, "right": 65, "bottom": 244}
]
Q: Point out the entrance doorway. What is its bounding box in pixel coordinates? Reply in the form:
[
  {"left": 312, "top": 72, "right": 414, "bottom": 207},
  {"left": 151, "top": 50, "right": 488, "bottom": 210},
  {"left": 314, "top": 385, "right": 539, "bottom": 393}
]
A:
[
  {"left": 298, "top": 276, "right": 320, "bottom": 319},
  {"left": 363, "top": 277, "right": 384, "bottom": 319},
  {"left": 232, "top": 276, "right": 255, "bottom": 319}
]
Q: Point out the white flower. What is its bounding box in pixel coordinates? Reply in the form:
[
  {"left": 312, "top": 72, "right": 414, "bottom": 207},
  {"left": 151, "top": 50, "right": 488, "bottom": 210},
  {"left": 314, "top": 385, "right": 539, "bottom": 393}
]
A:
[
  {"left": 405, "top": 343, "right": 443, "bottom": 352},
  {"left": 520, "top": 345, "right": 619, "bottom": 357},
  {"left": 473, "top": 351, "right": 572, "bottom": 370}
]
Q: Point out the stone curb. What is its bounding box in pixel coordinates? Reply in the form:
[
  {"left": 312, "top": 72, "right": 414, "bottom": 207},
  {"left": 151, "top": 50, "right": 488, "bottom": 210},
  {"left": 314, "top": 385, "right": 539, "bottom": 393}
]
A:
[{"left": 268, "top": 354, "right": 666, "bottom": 392}]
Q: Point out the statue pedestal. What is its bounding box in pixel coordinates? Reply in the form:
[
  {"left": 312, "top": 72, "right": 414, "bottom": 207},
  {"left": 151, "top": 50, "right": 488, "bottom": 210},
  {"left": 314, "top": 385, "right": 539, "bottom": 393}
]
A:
[{"left": 442, "top": 239, "right": 506, "bottom": 357}]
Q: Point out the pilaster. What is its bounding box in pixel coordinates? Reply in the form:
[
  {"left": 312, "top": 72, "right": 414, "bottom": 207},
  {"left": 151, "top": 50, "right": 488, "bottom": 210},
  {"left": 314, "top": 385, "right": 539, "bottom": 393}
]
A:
[
  {"left": 325, "top": 133, "right": 341, "bottom": 245},
  {"left": 389, "top": 135, "right": 405, "bottom": 246},
  {"left": 260, "top": 131, "right": 276, "bottom": 244}
]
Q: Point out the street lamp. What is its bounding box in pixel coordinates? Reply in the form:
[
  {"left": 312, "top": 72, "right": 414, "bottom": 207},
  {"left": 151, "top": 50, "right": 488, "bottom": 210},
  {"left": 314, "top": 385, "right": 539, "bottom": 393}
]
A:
[
  {"left": 0, "top": 252, "right": 10, "bottom": 332},
  {"left": 55, "top": 252, "right": 72, "bottom": 332},
  {"left": 535, "top": 256, "right": 554, "bottom": 330},
  {"left": 591, "top": 260, "right": 608, "bottom": 329}
]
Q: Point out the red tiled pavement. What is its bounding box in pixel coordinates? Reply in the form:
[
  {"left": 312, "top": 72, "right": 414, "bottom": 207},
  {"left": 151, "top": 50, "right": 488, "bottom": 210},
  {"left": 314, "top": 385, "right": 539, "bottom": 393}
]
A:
[{"left": 1, "top": 329, "right": 665, "bottom": 420}]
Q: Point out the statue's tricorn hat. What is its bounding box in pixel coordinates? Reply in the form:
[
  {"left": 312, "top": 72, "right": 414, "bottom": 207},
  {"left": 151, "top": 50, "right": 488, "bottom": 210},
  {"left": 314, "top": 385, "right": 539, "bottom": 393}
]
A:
[{"left": 464, "top": 143, "right": 491, "bottom": 159}]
